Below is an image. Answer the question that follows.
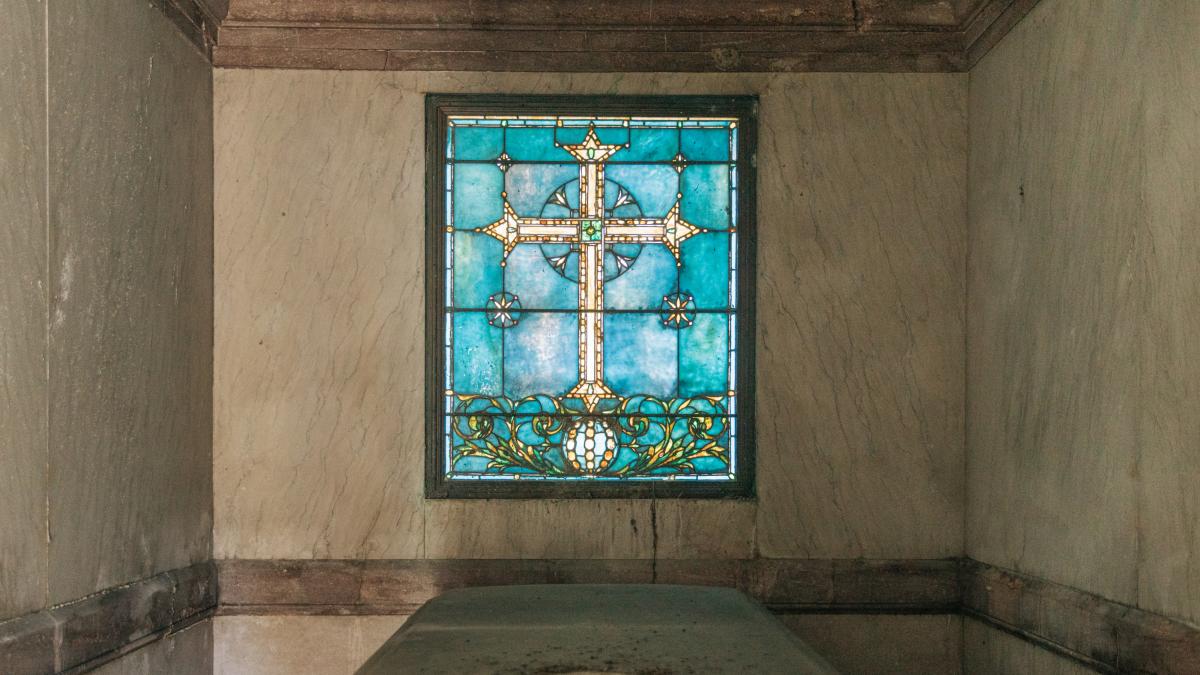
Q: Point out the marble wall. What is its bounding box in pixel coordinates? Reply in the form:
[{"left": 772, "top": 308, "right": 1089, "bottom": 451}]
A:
[
  {"left": 46, "top": 0, "right": 215, "bottom": 606},
  {"left": 213, "top": 70, "right": 967, "bottom": 563},
  {"left": 0, "top": 0, "right": 48, "bottom": 622},
  {"left": 214, "top": 616, "right": 405, "bottom": 675},
  {"left": 967, "top": 0, "right": 1200, "bottom": 628},
  {"left": 0, "top": 0, "right": 214, "bottom": 628}
]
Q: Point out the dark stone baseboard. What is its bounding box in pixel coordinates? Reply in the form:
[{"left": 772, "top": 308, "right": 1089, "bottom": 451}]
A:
[
  {"left": 0, "top": 562, "right": 216, "bottom": 675},
  {"left": 218, "top": 557, "right": 1200, "bottom": 674},
  {"left": 961, "top": 560, "right": 1200, "bottom": 675},
  {"left": 215, "top": 558, "right": 962, "bottom": 616},
  {"left": 5, "top": 557, "right": 1197, "bottom": 674}
]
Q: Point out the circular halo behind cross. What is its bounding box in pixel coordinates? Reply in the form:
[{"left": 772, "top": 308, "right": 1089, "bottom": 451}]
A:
[
  {"left": 659, "top": 292, "right": 697, "bottom": 329},
  {"left": 538, "top": 178, "right": 644, "bottom": 283},
  {"left": 563, "top": 418, "right": 617, "bottom": 475},
  {"left": 485, "top": 292, "right": 522, "bottom": 328}
]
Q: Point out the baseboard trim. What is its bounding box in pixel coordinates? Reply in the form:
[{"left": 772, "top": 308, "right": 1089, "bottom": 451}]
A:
[
  {"left": 217, "top": 557, "right": 1200, "bottom": 674},
  {"left": 0, "top": 561, "right": 216, "bottom": 675},
  {"left": 216, "top": 558, "right": 961, "bottom": 616},
  {"left": 6, "top": 557, "right": 1195, "bottom": 673},
  {"left": 961, "top": 560, "right": 1200, "bottom": 674}
]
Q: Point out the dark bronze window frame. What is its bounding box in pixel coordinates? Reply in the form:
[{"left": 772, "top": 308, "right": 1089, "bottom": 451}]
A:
[{"left": 425, "top": 94, "right": 758, "bottom": 499}]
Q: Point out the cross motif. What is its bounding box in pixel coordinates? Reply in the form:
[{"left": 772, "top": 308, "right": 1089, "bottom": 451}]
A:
[{"left": 476, "top": 124, "right": 702, "bottom": 411}]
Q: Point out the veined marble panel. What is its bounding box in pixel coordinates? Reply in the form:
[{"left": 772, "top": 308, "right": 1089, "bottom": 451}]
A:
[
  {"left": 424, "top": 499, "right": 653, "bottom": 559},
  {"left": 654, "top": 500, "right": 757, "bottom": 560},
  {"left": 967, "top": 0, "right": 1200, "bottom": 622},
  {"left": 1137, "top": 0, "right": 1200, "bottom": 625},
  {"left": 0, "top": 0, "right": 48, "bottom": 621},
  {"left": 214, "top": 616, "right": 406, "bottom": 675},
  {"left": 214, "top": 70, "right": 966, "bottom": 561},
  {"left": 46, "top": 0, "right": 214, "bottom": 603},
  {"left": 212, "top": 69, "right": 429, "bottom": 559},
  {"left": 753, "top": 72, "right": 966, "bottom": 558}
]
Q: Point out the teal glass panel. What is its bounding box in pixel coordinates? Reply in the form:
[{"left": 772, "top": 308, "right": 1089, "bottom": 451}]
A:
[
  {"left": 503, "top": 312, "right": 578, "bottom": 397},
  {"left": 689, "top": 454, "right": 731, "bottom": 475},
  {"left": 504, "top": 245, "right": 576, "bottom": 310},
  {"left": 680, "top": 164, "right": 731, "bottom": 230},
  {"left": 505, "top": 127, "right": 573, "bottom": 161},
  {"left": 451, "top": 454, "right": 494, "bottom": 474},
  {"left": 452, "top": 313, "right": 502, "bottom": 395},
  {"left": 554, "top": 124, "right": 627, "bottom": 147},
  {"left": 605, "top": 164, "right": 678, "bottom": 218},
  {"left": 605, "top": 245, "right": 678, "bottom": 310},
  {"left": 679, "top": 313, "right": 728, "bottom": 396},
  {"left": 680, "top": 232, "right": 730, "bottom": 309},
  {"left": 623, "top": 128, "right": 678, "bottom": 161},
  {"left": 505, "top": 164, "right": 579, "bottom": 216},
  {"left": 454, "top": 126, "right": 503, "bottom": 160},
  {"left": 605, "top": 313, "right": 677, "bottom": 398},
  {"left": 453, "top": 232, "right": 503, "bottom": 308},
  {"left": 681, "top": 128, "right": 730, "bottom": 161},
  {"left": 453, "top": 164, "right": 504, "bottom": 230}
]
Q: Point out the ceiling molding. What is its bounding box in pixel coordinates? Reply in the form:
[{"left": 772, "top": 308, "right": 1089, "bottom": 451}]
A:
[{"left": 206, "top": 0, "right": 1041, "bottom": 72}]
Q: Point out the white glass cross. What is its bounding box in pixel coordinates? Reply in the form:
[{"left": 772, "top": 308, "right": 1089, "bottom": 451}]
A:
[{"left": 476, "top": 125, "right": 701, "bottom": 411}]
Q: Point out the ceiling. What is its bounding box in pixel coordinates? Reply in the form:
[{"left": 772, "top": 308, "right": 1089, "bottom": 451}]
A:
[{"left": 198, "top": 0, "right": 1041, "bottom": 72}]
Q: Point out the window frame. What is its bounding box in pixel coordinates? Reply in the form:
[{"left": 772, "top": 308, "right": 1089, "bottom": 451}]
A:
[{"left": 425, "top": 94, "right": 758, "bottom": 499}]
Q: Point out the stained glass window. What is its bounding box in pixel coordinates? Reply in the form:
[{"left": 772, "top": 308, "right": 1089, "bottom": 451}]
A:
[{"left": 426, "top": 96, "right": 756, "bottom": 498}]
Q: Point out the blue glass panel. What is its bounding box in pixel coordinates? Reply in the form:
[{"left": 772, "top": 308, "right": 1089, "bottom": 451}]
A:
[
  {"left": 681, "top": 128, "right": 730, "bottom": 161},
  {"left": 680, "top": 164, "right": 731, "bottom": 230},
  {"left": 605, "top": 164, "right": 678, "bottom": 218},
  {"left": 505, "top": 245, "right": 576, "bottom": 310},
  {"left": 454, "top": 126, "right": 503, "bottom": 160},
  {"left": 690, "top": 455, "right": 730, "bottom": 474},
  {"left": 552, "top": 124, "right": 628, "bottom": 145},
  {"left": 605, "top": 313, "right": 677, "bottom": 398},
  {"left": 453, "top": 164, "right": 504, "bottom": 230},
  {"left": 505, "top": 164, "right": 578, "bottom": 216},
  {"left": 680, "top": 232, "right": 730, "bottom": 309},
  {"left": 679, "top": 313, "right": 728, "bottom": 396},
  {"left": 504, "top": 312, "right": 578, "bottom": 397},
  {"left": 622, "top": 128, "right": 678, "bottom": 161},
  {"left": 505, "top": 127, "right": 573, "bottom": 161},
  {"left": 452, "top": 454, "right": 493, "bottom": 474},
  {"left": 452, "top": 313, "right": 502, "bottom": 395},
  {"left": 453, "top": 232, "right": 503, "bottom": 309},
  {"left": 605, "top": 245, "right": 677, "bottom": 310}
]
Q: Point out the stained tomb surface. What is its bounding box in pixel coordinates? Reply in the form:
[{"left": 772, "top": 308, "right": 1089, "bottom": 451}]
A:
[{"left": 357, "top": 584, "right": 838, "bottom": 674}]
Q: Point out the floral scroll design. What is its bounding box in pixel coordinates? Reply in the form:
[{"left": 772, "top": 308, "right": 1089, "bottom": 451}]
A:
[{"left": 450, "top": 393, "right": 729, "bottom": 477}]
